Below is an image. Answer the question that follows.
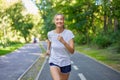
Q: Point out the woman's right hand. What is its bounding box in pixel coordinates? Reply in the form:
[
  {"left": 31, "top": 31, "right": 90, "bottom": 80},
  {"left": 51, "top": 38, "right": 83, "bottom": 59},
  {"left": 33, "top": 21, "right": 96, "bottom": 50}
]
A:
[{"left": 46, "top": 50, "right": 50, "bottom": 56}]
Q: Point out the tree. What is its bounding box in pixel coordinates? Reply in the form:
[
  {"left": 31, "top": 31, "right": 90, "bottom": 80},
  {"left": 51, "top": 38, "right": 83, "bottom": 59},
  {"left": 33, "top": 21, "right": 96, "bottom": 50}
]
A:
[
  {"left": 5, "top": 2, "right": 34, "bottom": 42},
  {"left": 112, "top": 0, "right": 120, "bottom": 32},
  {"left": 36, "top": 0, "right": 55, "bottom": 39},
  {"left": 0, "top": 0, "right": 20, "bottom": 46},
  {"left": 34, "top": 0, "right": 120, "bottom": 50}
]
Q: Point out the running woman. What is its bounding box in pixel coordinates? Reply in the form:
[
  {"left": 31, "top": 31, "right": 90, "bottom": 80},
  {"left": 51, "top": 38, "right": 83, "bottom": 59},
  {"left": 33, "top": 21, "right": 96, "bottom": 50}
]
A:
[{"left": 46, "top": 14, "right": 75, "bottom": 80}]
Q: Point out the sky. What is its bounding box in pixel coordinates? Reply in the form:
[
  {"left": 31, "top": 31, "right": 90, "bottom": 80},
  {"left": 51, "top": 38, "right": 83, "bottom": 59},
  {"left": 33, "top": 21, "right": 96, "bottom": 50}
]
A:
[
  {"left": 95, "top": 0, "right": 102, "bottom": 5},
  {"left": 22, "top": 0, "right": 38, "bottom": 15}
]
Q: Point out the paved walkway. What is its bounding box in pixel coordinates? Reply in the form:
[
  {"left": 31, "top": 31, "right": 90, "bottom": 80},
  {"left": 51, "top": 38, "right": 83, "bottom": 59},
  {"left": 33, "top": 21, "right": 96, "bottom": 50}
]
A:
[
  {"left": 38, "top": 51, "right": 120, "bottom": 80},
  {"left": 0, "top": 43, "right": 41, "bottom": 80}
]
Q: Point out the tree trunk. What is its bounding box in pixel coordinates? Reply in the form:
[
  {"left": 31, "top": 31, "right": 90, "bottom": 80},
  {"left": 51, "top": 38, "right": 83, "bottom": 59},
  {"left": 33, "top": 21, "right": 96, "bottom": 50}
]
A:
[
  {"left": 24, "top": 36, "right": 27, "bottom": 43},
  {"left": 103, "top": 0, "right": 108, "bottom": 33},
  {"left": 114, "top": 17, "right": 118, "bottom": 32},
  {"left": 104, "top": 14, "right": 107, "bottom": 32},
  {"left": 108, "top": 17, "right": 112, "bottom": 29}
]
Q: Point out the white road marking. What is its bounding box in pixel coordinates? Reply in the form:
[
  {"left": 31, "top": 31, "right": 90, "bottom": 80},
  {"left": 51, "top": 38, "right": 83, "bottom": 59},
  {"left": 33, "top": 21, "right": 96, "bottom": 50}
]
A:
[
  {"left": 78, "top": 73, "right": 87, "bottom": 80},
  {"left": 71, "top": 61, "right": 74, "bottom": 64},
  {"left": 73, "top": 65, "right": 79, "bottom": 70}
]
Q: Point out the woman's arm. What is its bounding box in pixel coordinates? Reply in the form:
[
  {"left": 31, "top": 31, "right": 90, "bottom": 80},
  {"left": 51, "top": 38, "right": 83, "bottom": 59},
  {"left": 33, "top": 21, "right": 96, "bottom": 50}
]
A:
[
  {"left": 58, "top": 36, "right": 74, "bottom": 54},
  {"left": 46, "top": 40, "right": 51, "bottom": 55}
]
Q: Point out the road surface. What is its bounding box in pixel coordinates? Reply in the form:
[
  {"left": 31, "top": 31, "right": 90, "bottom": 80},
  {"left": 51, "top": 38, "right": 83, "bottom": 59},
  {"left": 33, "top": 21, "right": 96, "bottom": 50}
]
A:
[
  {"left": 38, "top": 50, "right": 120, "bottom": 80},
  {"left": 0, "top": 43, "right": 41, "bottom": 80}
]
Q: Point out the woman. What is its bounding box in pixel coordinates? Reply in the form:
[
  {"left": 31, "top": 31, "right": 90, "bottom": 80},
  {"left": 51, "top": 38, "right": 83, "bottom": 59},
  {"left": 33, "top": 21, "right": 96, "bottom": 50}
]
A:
[{"left": 46, "top": 14, "right": 75, "bottom": 80}]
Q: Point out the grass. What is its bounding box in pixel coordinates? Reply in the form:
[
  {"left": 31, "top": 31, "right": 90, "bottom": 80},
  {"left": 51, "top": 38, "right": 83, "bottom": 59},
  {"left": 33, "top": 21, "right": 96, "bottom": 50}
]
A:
[
  {"left": 76, "top": 45, "right": 120, "bottom": 71},
  {"left": 20, "top": 43, "right": 46, "bottom": 80},
  {"left": 20, "top": 55, "right": 46, "bottom": 80},
  {"left": 0, "top": 43, "right": 24, "bottom": 56}
]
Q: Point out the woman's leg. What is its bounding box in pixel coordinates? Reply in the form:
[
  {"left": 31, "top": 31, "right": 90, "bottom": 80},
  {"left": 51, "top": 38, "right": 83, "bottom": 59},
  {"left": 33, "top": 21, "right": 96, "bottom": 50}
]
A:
[
  {"left": 59, "top": 64, "right": 71, "bottom": 80},
  {"left": 60, "top": 73, "right": 70, "bottom": 80},
  {"left": 50, "top": 66, "right": 61, "bottom": 80}
]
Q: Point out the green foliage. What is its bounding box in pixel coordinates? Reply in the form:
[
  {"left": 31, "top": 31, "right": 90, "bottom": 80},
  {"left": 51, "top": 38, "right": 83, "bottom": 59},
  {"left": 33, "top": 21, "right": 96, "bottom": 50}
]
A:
[
  {"left": 36, "top": 0, "right": 56, "bottom": 39},
  {"left": 35, "top": 0, "right": 120, "bottom": 53},
  {"left": 92, "top": 30, "right": 120, "bottom": 50},
  {"left": 110, "top": 30, "right": 120, "bottom": 52},
  {"left": 74, "top": 33, "right": 86, "bottom": 45},
  {"left": 0, "top": 37, "right": 22, "bottom": 48},
  {"left": 0, "top": 0, "right": 120, "bottom": 54},
  {"left": 115, "top": 41, "right": 120, "bottom": 52},
  {"left": 0, "top": 0, "right": 39, "bottom": 44},
  {"left": 92, "top": 33, "right": 112, "bottom": 48},
  {"left": 5, "top": 2, "right": 34, "bottom": 42},
  {"left": 109, "top": 31, "right": 120, "bottom": 43},
  {"left": 112, "top": 0, "right": 120, "bottom": 18}
]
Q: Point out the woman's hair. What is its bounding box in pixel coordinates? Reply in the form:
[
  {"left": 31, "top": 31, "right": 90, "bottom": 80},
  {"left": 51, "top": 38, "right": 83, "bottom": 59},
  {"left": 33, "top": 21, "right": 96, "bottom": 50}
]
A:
[
  {"left": 54, "top": 13, "right": 64, "bottom": 20},
  {"left": 53, "top": 13, "right": 65, "bottom": 28}
]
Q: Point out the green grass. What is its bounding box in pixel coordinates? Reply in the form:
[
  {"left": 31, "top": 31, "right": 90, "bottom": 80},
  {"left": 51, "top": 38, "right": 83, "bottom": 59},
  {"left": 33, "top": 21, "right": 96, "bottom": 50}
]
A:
[
  {"left": 19, "top": 43, "right": 46, "bottom": 80},
  {"left": 0, "top": 43, "right": 24, "bottom": 56},
  {"left": 76, "top": 45, "right": 120, "bottom": 71},
  {"left": 39, "top": 43, "right": 46, "bottom": 53}
]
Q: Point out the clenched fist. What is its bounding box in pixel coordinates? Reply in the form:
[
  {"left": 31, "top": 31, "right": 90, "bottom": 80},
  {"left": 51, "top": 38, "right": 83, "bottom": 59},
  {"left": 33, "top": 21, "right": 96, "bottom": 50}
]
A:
[{"left": 57, "top": 35, "right": 65, "bottom": 44}]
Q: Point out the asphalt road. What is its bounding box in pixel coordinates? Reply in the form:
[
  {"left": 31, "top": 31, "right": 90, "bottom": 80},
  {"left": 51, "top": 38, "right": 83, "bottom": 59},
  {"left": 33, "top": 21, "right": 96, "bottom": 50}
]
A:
[
  {"left": 38, "top": 50, "right": 120, "bottom": 80},
  {"left": 1, "top": 42, "right": 119, "bottom": 80},
  {"left": 0, "top": 43, "right": 41, "bottom": 80}
]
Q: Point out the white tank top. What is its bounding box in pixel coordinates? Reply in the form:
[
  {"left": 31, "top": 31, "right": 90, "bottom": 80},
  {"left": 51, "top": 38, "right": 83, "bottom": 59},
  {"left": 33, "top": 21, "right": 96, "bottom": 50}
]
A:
[{"left": 47, "top": 29, "right": 74, "bottom": 67}]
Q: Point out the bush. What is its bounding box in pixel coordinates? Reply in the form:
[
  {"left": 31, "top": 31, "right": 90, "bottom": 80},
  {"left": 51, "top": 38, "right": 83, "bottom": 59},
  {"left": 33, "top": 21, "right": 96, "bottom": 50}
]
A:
[
  {"left": 110, "top": 31, "right": 120, "bottom": 53},
  {"left": 74, "top": 34, "right": 86, "bottom": 45},
  {"left": 0, "top": 38, "right": 22, "bottom": 48},
  {"left": 116, "top": 41, "right": 120, "bottom": 52},
  {"left": 113, "top": 43, "right": 120, "bottom": 53},
  {"left": 92, "top": 33, "right": 112, "bottom": 48},
  {"left": 110, "top": 31, "right": 120, "bottom": 42},
  {"left": 113, "top": 33, "right": 120, "bottom": 53}
]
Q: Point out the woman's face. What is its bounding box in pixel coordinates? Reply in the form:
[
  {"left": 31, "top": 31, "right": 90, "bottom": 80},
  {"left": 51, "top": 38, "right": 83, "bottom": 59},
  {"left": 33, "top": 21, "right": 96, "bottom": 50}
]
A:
[{"left": 54, "top": 15, "right": 64, "bottom": 28}]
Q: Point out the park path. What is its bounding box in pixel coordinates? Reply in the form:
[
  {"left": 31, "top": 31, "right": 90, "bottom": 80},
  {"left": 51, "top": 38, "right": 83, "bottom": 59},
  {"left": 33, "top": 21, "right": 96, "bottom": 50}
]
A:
[
  {"left": 38, "top": 43, "right": 120, "bottom": 80},
  {"left": 0, "top": 43, "right": 41, "bottom": 80}
]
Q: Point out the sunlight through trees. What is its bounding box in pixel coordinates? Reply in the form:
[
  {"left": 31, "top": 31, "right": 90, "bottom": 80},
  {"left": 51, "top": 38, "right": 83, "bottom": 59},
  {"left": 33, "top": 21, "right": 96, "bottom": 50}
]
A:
[{"left": 0, "top": 0, "right": 120, "bottom": 52}]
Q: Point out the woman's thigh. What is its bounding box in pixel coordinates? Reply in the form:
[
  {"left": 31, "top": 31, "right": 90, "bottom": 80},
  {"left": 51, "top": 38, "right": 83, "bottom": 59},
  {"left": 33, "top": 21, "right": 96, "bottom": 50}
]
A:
[{"left": 50, "top": 66, "right": 61, "bottom": 80}]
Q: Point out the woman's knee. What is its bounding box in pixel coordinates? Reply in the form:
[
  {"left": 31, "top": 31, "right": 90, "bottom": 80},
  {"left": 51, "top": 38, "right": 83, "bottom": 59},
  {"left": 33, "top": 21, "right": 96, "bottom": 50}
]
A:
[{"left": 60, "top": 73, "right": 70, "bottom": 80}]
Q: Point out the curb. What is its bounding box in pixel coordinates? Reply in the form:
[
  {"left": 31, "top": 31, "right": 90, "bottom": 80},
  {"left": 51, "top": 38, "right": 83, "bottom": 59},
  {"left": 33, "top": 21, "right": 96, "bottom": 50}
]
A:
[
  {"left": 76, "top": 51, "right": 120, "bottom": 74},
  {"left": 35, "top": 56, "right": 48, "bottom": 80},
  {"left": 35, "top": 41, "right": 48, "bottom": 80},
  {"left": 17, "top": 55, "right": 41, "bottom": 80}
]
